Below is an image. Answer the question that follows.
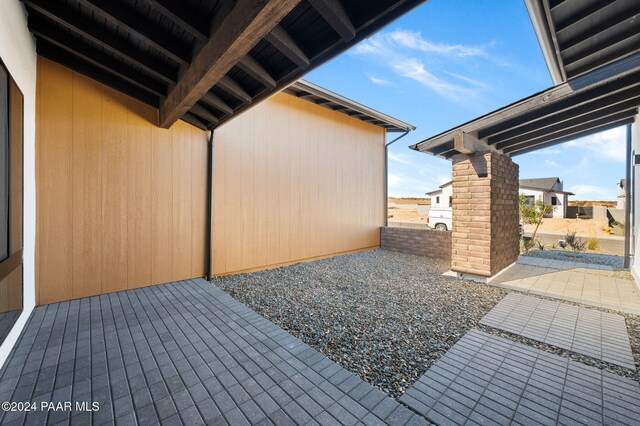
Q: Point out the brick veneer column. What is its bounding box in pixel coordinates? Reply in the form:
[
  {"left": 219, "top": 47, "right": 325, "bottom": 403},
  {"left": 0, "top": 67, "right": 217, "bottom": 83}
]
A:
[{"left": 451, "top": 151, "right": 519, "bottom": 277}]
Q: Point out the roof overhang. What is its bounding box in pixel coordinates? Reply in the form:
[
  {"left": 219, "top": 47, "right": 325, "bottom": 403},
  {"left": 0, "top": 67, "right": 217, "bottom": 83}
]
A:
[
  {"left": 285, "top": 80, "right": 415, "bottom": 132},
  {"left": 524, "top": 0, "right": 640, "bottom": 84},
  {"left": 519, "top": 186, "right": 574, "bottom": 195},
  {"left": 411, "top": 52, "right": 640, "bottom": 159},
  {"left": 22, "top": 0, "right": 425, "bottom": 130}
]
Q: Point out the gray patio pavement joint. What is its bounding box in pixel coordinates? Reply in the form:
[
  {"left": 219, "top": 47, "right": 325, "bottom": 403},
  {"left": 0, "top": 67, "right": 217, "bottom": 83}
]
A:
[
  {"left": 400, "top": 329, "right": 640, "bottom": 426},
  {"left": 0, "top": 278, "right": 427, "bottom": 425},
  {"left": 480, "top": 292, "right": 636, "bottom": 370}
]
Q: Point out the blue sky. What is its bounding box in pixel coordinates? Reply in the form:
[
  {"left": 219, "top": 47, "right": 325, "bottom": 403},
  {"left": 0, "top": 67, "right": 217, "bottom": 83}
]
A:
[{"left": 304, "top": 0, "right": 626, "bottom": 200}]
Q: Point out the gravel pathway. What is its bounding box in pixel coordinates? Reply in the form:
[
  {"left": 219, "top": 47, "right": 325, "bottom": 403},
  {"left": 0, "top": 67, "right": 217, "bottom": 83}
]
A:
[
  {"left": 523, "top": 249, "right": 624, "bottom": 269},
  {"left": 214, "top": 250, "right": 506, "bottom": 397}
]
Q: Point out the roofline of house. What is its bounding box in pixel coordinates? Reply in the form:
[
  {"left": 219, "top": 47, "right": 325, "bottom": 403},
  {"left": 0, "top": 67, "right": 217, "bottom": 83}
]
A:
[
  {"left": 524, "top": 0, "right": 564, "bottom": 85},
  {"left": 289, "top": 80, "right": 416, "bottom": 132},
  {"left": 519, "top": 185, "right": 574, "bottom": 195}
]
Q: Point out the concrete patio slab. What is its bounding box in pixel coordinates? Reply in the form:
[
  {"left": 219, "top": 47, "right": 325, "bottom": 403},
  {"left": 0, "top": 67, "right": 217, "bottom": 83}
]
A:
[
  {"left": 400, "top": 329, "right": 640, "bottom": 426},
  {"left": 488, "top": 259, "right": 640, "bottom": 315},
  {"left": 0, "top": 279, "right": 426, "bottom": 425},
  {"left": 481, "top": 293, "right": 635, "bottom": 370}
]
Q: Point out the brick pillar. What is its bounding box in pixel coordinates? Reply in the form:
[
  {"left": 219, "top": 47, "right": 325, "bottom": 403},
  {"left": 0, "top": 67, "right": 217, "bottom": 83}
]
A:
[{"left": 451, "top": 151, "right": 519, "bottom": 278}]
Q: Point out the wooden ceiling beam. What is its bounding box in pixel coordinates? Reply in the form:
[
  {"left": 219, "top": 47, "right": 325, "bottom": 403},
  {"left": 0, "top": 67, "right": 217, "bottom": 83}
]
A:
[
  {"left": 308, "top": 0, "right": 355, "bottom": 41},
  {"left": 508, "top": 118, "right": 634, "bottom": 156},
  {"left": 37, "top": 41, "right": 161, "bottom": 107},
  {"left": 181, "top": 113, "right": 209, "bottom": 130},
  {"left": 138, "top": 0, "right": 209, "bottom": 42},
  {"left": 73, "top": 0, "right": 192, "bottom": 65},
  {"left": 190, "top": 104, "right": 220, "bottom": 125},
  {"left": 159, "top": 0, "right": 300, "bottom": 128},
  {"left": 202, "top": 92, "right": 234, "bottom": 115},
  {"left": 217, "top": 76, "right": 252, "bottom": 104},
  {"left": 559, "top": 2, "right": 640, "bottom": 52},
  {"left": 237, "top": 55, "right": 276, "bottom": 88},
  {"left": 265, "top": 25, "right": 310, "bottom": 68},
  {"left": 30, "top": 21, "right": 166, "bottom": 97},
  {"left": 23, "top": 0, "right": 177, "bottom": 84}
]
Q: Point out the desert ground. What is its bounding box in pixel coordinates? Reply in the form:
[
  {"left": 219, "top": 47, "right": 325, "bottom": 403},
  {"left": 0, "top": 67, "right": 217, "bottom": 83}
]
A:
[
  {"left": 522, "top": 218, "right": 612, "bottom": 237},
  {"left": 388, "top": 198, "right": 620, "bottom": 237}
]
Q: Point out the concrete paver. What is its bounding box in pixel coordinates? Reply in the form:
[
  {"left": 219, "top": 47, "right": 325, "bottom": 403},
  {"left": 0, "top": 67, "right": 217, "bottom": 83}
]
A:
[
  {"left": 480, "top": 293, "right": 635, "bottom": 370},
  {"left": 0, "top": 279, "right": 427, "bottom": 425},
  {"left": 489, "top": 257, "right": 640, "bottom": 314},
  {"left": 401, "top": 329, "right": 640, "bottom": 426}
]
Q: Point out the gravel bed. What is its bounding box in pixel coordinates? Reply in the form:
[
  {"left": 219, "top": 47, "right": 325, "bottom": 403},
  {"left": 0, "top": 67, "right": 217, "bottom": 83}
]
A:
[
  {"left": 523, "top": 249, "right": 624, "bottom": 269},
  {"left": 214, "top": 249, "right": 506, "bottom": 397}
]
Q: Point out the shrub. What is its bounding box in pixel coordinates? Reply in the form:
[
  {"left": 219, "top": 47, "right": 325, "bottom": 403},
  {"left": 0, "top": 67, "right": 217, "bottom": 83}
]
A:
[
  {"left": 587, "top": 237, "right": 599, "bottom": 251},
  {"left": 521, "top": 238, "right": 535, "bottom": 253},
  {"left": 564, "top": 231, "right": 586, "bottom": 252},
  {"left": 536, "top": 241, "right": 545, "bottom": 251}
]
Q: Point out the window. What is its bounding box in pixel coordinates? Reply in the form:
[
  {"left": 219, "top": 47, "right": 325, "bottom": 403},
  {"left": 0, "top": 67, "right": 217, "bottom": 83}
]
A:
[
  {"left": 435, "top": 196, "right": 440, "bottom": 204},
  {"left": 449, "top": 196, "right": 453, "bottom": 207},
  {"left": 551, "top": 196, "right": 558, "bottom": 206},
  {"left": 523, "top": 195, "right": 535, "bottom": 206},
  {"left": 0, "top": 60, "right": 23, "bottom": 346},
  {"left": 0, "top": 65, "right": 7, "bottom": 262}
]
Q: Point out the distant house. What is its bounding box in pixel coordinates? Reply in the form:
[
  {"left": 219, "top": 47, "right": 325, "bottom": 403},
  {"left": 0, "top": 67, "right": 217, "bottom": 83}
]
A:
[
  {"left": 519, "top": 177, "right": 574, "bottom": 218},
  {"left": 426, "top": 181, "right": 453, "bottom": 208},
  {"left": 428, "top": 177, "right": 573, "bottom": 218},
  {"left": 618, "top": 179, "right": 626, "bottom": 209}
]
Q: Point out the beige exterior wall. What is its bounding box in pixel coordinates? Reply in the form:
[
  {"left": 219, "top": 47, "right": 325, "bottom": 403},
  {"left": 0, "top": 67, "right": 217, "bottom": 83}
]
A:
[
  {"left": 36, "top": 58, "right": 209, "bottom": 305},
  {"left": 212, "top": 93, "right": 386, "bottom": 276}
]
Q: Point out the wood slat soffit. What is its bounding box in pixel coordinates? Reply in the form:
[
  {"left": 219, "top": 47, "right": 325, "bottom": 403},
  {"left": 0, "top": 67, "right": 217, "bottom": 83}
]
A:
[{"left": 22, "top": 0, "right": 425, "bottom": 130}]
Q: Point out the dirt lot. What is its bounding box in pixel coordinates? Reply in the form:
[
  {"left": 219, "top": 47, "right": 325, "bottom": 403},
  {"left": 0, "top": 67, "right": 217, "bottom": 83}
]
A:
[
  {"left": 387, "top": 207, "right": 426, "bottom": 224},
  {"left": 523, "top": 217, "right": 615, "bottom": 238}
]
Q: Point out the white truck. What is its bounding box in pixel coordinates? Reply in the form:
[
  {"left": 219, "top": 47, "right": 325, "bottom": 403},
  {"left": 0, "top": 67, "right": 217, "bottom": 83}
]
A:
[
  {"left": 427, "top": 207, "right": 452, "bottom": 231},
  {"left": 427, "top": 206, "right": 524, "bottom": 236}
]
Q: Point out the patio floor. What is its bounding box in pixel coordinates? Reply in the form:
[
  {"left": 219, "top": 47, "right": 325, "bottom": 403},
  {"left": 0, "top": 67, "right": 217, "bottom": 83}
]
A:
[
  {"left": 488, "top": 256, "right": 640, "bottom": 314},
  {"left": 0, "top": 278, "right": 426, "bottom": 425},
  {"left": 400, "top": 329, "right": 640, "bottom": 425},
  {"left": 480, "top": 293, "right": 635, "bottom": 370}
]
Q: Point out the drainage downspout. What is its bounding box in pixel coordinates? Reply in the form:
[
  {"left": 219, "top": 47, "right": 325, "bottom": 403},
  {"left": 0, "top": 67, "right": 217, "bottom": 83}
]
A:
[
  {"left": 624, "top": 124, "right": 632, "bottom": 269},
  {"left": 205, "top": 129, "right": 214, "bottom": 280},
  {"left": 384, "top": 130, "right": 410, "bottom": 226}
]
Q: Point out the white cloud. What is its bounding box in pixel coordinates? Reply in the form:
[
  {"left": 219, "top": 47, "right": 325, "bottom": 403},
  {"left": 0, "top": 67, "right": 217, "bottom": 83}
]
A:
[
  {"left": 388, "top": 152, "right": 419, "bottom": 167},
  {"left": 368, "top": 75, "right": 392, "bottom": 86},
  {"left": 543, "top": 159, "right": 559, "bottom": 167},
  {"left": 353, "top": 29, "right": 493, "bottom": 104},
  {"left": 386, "top": 149, "right": 452, "bottom": 197},
  {"left": 564, "top": 126, "right": 626, "bottom": 163},
  {"left": 567, "top": 184, "right": 613, "bottom": 200},
  {"left": 437, "top": 175, "right": 451, "bottom": 184},
  {"left": 530, "top": 148, "right": 562, "bottom": 155},
  {"left": 388, "top": 30, "right": 487, "bottom": 58}
]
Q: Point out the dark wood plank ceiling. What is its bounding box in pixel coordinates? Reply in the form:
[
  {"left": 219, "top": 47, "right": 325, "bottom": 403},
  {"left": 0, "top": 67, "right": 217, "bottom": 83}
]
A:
[
  {"left": 22, "top": 0, "right": 425, "bottom": 130},
  {"left": 541, "top": 0, "right": 640, "bottom": 81}
]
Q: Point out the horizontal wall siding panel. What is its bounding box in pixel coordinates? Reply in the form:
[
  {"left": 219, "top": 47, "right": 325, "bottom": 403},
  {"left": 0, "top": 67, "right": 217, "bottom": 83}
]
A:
[
  {"left": 36, "top": 58, "right": 208, "bottom": 305},
  {"left": 212, "top": 92, "right": 385, "bottom": 276}
]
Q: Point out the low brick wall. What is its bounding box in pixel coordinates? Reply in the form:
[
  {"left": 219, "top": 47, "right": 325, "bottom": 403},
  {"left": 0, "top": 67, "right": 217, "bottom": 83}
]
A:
[{"left": 380, "top": 226, "right": 451, "bottom": 261}]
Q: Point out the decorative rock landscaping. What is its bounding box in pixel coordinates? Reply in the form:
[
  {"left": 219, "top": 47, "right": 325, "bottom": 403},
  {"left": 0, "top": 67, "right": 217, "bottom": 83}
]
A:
[
  {"left": 215, "top": 249, "right": 506, "bottom": 396},
  {"left": 523, "top": 249, "right": 624, "bottom": 270}
]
